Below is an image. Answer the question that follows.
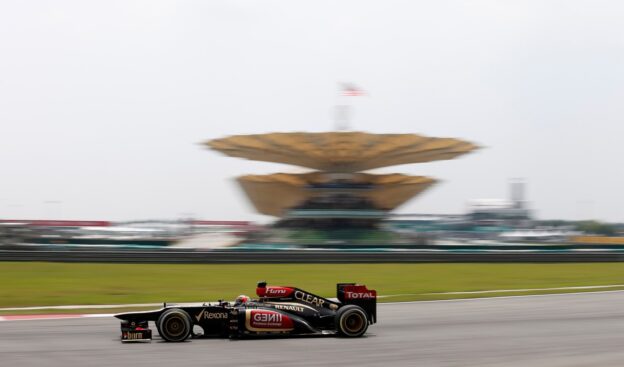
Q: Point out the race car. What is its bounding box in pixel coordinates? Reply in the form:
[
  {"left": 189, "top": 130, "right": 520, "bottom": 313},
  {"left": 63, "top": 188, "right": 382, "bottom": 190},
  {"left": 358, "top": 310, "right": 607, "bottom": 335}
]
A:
[{"left": 115, "top": 281, "right": 377, "bottom": 342}]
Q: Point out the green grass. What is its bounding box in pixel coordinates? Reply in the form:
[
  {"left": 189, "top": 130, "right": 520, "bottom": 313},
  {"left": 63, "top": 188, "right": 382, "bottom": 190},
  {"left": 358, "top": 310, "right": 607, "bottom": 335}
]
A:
[{"left": 1, "top": 262, "right": 623, "bottom": 314}]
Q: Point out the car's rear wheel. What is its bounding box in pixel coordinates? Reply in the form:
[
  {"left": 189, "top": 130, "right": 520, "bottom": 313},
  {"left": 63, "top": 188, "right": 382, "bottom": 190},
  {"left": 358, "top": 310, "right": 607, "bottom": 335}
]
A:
[
  {"left": 335, "top": 305, "right": 369, "bottom": 337},
  {"left": 157, "top": 309, "right": 192, "bottom": 342}
]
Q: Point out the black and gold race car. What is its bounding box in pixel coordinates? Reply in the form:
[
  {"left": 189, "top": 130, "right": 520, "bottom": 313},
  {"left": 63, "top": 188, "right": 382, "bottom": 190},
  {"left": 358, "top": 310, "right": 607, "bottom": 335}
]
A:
[{"left": 115, "top": 282, "right": 377, "bottom": 342}]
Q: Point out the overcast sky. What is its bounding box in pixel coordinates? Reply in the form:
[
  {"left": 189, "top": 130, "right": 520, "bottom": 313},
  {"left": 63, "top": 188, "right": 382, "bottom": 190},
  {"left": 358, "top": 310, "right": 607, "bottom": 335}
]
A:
[{"left": 1, "top": 1, "right": 623, "bottom": 222}]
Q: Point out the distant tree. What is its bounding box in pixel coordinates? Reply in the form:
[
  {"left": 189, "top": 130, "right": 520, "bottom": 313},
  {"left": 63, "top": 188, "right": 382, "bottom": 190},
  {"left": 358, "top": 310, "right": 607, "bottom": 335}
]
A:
[
  {"left": 576, "top": 221, "right": 616, "bottom": 236},
  {"left": 536, "top": 220, "right": 571, "bottom": 227}
]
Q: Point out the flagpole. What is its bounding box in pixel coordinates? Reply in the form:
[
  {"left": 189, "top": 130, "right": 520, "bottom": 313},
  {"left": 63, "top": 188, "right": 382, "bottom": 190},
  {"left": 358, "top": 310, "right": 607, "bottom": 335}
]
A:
[
  {"left": 334, "top": 104, "right": 350, "bottom": 131},
  {"left": 335, "top": 83, "right": 364, "bottom": 131}
]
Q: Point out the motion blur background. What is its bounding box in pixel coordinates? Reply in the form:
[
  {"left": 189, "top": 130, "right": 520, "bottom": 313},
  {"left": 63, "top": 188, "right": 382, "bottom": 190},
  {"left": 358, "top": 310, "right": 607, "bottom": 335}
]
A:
[
  {"left": 1, "top": 1, "right": 624, "bottom": 222},
  {"left": 1, "top": 2, "right": 624, "bottom": 366},
  {"left": 2, "top": 1, "right": 624, "bottom": 250}
]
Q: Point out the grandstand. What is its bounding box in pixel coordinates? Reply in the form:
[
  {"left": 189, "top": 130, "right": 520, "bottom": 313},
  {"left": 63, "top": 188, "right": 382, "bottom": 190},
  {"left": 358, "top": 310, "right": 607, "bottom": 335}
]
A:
[{"left": 206, "top": 132, "right": 478, "bottom": 244}]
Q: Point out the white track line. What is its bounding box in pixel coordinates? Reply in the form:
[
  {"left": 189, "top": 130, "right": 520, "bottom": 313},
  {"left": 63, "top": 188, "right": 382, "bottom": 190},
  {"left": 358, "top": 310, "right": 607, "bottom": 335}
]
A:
[
  {"left": 0, "top": 284, "right": 624, "bottom": 321},
  {"left": 3, "top": 290, "right": 624, "bottom": 321},
  {"left": 383, "top": 284, "right": 624, "bottom": 297},
  {"left": 0, "top": 314, "right": 115, "bottom": 322},
  {"left": 383, "top": 290, "right": 624, "bottom": 304},
  {"left": 0, "top": 303, "right": 162, "bottom": 312},
  {"left": 82, "top": 313, "right": 117, "bottom": 318}
]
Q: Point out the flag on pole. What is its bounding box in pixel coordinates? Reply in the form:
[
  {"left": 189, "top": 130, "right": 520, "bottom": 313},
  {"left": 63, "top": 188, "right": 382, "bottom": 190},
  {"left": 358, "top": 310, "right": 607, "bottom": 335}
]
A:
[{"left": 340, "top": 83, "right": 365, "bottom": 96}]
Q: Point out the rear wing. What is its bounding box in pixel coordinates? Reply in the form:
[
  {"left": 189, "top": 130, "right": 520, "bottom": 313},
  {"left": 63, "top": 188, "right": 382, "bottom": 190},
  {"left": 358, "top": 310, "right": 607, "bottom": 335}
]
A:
[{"left": 337, "top": 283, "right": 377, "bottom": 324}]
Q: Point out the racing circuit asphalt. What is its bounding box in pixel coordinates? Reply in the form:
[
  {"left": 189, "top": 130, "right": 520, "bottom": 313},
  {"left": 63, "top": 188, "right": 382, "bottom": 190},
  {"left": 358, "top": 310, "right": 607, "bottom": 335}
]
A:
[{"left": 1, "top": 291, "right": 623, "bottom": 367}]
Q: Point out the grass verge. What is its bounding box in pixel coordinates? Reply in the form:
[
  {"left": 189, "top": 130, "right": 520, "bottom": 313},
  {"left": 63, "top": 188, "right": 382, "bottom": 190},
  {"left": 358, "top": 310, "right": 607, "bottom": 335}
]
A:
[{"left": 1, "top": 262, "right": 623, "bottom": 314}]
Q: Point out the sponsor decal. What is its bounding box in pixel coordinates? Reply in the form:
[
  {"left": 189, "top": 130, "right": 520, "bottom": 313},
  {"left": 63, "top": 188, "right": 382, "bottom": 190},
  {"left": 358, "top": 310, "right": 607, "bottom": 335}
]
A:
[
  {"left": 342, "top": 285, "right": 377, "bottom": 300},
  {"left": 265, "top": 302, "right": 317, "bottom": 312},
  {"left": 345, "top": 291, "right": 376, "bottom": 299},
  {"left": 244, "top": 309, "right": 294, "bottom": 332},
  {"left": 258, "top": 286, "right": 294, "bottom": 298},
  {"left": 272, "top": 304, "right": 305, "bottom": 313},
  {"left": 123, "top": 331, "right": 149, "bottom": 340},
  {"left": 195, "top": 309, "right": 228, "bottom": 322},
  {"left": 125, "top": 332, "right": 144, "bottom": 340},
  {"left": 294, "top": 291, "right": 326, "bottom": 308},
  {"left": 266, "top": 288, "right": 288, "bottom": 296}
]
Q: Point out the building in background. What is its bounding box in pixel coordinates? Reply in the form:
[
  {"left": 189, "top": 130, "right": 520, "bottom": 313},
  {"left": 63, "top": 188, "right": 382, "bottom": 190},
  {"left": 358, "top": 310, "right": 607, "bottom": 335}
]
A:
[
  {"left": 206, "top": 131, "right": 478, "bottom": 244},
  {"left": 387, "top": 180, "right": 533, "bottom": 237},
  {"left": 466, "top": 179, "right": 531, "bottom": 227}
]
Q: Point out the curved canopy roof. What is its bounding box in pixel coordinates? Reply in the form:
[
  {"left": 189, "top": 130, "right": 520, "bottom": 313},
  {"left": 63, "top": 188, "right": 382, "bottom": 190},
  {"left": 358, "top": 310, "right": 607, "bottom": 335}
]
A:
[
  {"left": 207, "top": 131, "right": 478, "bottom": 172},
  {"left": 237, "top": 172, "right": 436, "bottom": 217}
]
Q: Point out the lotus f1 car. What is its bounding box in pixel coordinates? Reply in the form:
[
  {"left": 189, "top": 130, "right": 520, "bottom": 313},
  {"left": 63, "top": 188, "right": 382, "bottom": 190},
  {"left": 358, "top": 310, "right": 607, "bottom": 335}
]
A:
[{"left": 116, "top": 282, "right": 377, "bottom": 342}]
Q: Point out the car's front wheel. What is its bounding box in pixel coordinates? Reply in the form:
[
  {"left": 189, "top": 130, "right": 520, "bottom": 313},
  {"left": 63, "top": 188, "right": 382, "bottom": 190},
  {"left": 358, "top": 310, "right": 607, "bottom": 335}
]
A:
[
  {"left": 335, "top": 305, "right": 369, "bottom": 337},
  {"left": 157, "top": 309, "right": 192, "bottom": 342}
]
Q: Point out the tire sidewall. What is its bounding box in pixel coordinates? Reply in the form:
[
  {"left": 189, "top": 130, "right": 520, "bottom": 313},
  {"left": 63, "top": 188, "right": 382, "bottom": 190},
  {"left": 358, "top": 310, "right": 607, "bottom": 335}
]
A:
[
  {"left": 157, "top": 308, "right": 192, "bottom": 342},
  {"left": 336, "top": 305, "right": 369, "bottom": 337}
]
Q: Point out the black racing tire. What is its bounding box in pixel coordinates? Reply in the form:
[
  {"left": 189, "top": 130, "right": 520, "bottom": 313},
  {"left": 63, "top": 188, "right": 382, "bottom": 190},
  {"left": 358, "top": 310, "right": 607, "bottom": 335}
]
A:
[
  {"left": 335, "top": 305, "right": 369, "bottom": 337},
  {"left": 156, "top": 308, "right": 192, "bottom": 342}
]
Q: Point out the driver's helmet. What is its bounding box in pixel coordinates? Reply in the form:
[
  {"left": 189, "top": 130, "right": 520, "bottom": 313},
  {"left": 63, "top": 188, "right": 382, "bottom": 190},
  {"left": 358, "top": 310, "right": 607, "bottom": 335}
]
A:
[{"left": 234, "top": 295, "right": 250, "bottom": 305}]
